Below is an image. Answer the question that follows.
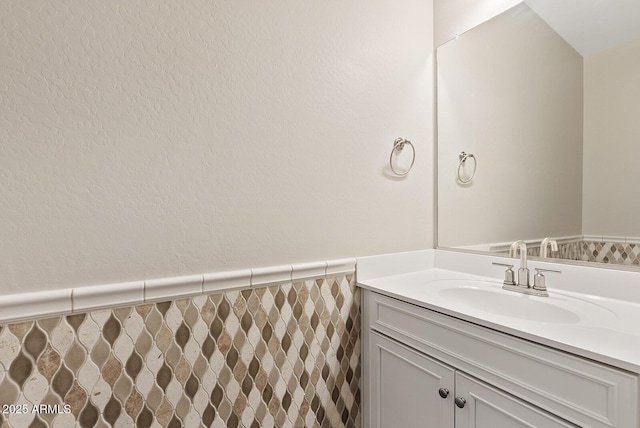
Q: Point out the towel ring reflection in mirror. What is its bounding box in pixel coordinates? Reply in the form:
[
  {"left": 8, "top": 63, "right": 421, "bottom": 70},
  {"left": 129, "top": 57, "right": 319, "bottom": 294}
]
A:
[
  {"left": 389, "top": 137, "right": 415, "bottom": 176},
  {"left": 457, "top": 151, "right": 476, "bottom": 184}
]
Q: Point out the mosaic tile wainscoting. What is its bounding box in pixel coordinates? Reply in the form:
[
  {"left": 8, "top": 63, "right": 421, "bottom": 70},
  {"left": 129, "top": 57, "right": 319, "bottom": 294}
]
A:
[
  {"left": 502, "top": 241, "right": 582, "bottom": 261},
  {"left": 494, "top": 239, "right": 640, "bottom": 266},
  {"left": 0, "top": 275, "right": 360, "bottom": 428},
  {"left": 580, "top": 241, "right": 640, "bottom": 265},
  {"left": 534, "top": 240, "right": 640, "bottom": 265}
]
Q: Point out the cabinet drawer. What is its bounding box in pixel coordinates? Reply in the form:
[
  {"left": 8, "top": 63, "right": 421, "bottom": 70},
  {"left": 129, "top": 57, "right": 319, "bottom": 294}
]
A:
[{"left": 365, "top": 290, "right": 639, "bottom": 428}]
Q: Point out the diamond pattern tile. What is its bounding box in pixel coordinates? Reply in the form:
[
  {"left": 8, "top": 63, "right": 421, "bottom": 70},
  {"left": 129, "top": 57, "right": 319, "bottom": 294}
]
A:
[
  {"left": 583, "top": 241, "right": 640, "bottom": 265},
  {"left": 0, "top": 274, "right": 360, "bottom": 427},
  {"left": 501, "top": 240, "right": 640, "bottom": 266}
]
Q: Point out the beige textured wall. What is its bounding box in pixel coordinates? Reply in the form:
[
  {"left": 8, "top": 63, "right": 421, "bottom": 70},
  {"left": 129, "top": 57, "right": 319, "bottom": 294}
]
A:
[
  {"left": 437, "top": 3, "right": 583, "bottom": 247},
  {"left": 583, "top": 38, "right": 640, "bottom": 238},
  {"left": 0, "top": 0, "right": 434, "bottom": 293}
]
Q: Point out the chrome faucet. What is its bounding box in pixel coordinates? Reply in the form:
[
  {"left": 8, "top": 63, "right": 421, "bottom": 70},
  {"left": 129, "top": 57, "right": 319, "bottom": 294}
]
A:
[
  {"left": 540, "top": 237, "right": 558, "bottom": 258},
  {"left": 509, "top": 240, "right": 529, "bottom": 287},
  {"left": 491, "top": 240, "right": 561, "bottom": 297}
]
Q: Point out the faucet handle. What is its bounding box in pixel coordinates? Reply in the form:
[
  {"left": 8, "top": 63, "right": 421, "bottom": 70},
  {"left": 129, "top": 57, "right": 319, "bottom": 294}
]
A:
[
  {"left": 492, "top": 262, "right": 516, "bottom": 286},
  {"left": 532, "top": 268, "right": 561, "bottom": 294}
]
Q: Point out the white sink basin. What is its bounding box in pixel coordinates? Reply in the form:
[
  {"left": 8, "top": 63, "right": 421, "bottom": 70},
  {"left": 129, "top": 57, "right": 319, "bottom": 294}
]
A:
[
  {"left": 425, "top": 279, "right": 615, "bottom": 324},
  {"left": 438, "top": 286, "right": 579, "bottom": 323}
]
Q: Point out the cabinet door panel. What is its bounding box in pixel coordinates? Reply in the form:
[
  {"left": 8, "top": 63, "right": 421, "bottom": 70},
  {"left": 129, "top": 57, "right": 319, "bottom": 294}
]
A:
[
  {"left": 370, "top": 332, "right": 455, "bottom": 428},
  {"left": 455, "top": 372, "right": 577, "bottom": 428}
]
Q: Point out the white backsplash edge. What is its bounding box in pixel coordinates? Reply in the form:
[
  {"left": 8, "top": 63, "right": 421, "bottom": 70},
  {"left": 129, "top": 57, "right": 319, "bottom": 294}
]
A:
[
  {"left": 0, "top": 258, "right": 357, "bottom": 324},
  {"left": 356, "top": 250, "right": 435, "bottom": 282}
]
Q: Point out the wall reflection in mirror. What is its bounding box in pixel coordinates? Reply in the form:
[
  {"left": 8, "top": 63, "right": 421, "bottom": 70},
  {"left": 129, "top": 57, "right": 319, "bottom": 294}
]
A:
[{"left": 437, "top": 1, "right": 640, "bottom": 267}]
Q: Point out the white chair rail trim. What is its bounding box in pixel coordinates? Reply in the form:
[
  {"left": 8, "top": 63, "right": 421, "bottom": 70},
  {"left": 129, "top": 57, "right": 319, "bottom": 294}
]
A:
[{"left": 0, "top": 258, "right": 356, "bottom": 324}]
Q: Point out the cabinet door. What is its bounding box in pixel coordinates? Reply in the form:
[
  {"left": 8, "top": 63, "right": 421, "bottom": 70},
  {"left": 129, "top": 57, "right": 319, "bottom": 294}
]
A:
[
  {"left": 370, "top": 332, "right": 455, "bottom": 428},
  {"left": 454, "top": 372, "right": 577, "bottom": 428}
]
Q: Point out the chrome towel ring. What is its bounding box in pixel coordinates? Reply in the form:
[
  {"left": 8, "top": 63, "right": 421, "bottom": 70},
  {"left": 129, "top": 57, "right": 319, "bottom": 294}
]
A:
[
  {"left": 389, "top": 137, "right": 415, "bottom": 176},
  {"left": 457, "top": 151, "right": 476, "bottom": 184}
]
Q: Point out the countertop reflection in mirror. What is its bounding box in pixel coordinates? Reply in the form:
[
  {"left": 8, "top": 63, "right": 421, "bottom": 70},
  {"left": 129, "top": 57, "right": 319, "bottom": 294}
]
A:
[{"left": 436, "top": 1, "right": 640, "bottom": 269}]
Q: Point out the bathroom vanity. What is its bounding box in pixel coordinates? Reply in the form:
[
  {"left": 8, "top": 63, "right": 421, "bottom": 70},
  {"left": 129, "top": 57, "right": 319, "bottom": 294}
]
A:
[{"left": 358, "top": 250, "right": 640, "bottom": 428}]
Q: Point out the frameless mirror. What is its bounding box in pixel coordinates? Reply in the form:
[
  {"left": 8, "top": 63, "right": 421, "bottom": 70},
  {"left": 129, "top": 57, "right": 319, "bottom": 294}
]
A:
[{"left": 437, "top": 1, "right": 640, "bottom": 268}]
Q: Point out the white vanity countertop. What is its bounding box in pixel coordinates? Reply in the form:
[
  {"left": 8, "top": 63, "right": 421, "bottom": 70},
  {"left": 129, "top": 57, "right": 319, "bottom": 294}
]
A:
[{"left": 357, "top": 257, "right": 640, "bottom": 374}]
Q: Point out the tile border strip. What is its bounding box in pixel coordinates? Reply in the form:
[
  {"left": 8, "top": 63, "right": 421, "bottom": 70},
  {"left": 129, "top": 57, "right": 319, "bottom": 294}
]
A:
[
  {"left": 461, "top": 235, "right": 640, "bottom": 253},
  {"left": 458, "top": 235, "right": 583, "bottom": 253},
  {"left": 0, "top": 257, "right": 356, "bottom": 324},
  {"left": 0, "top": 288, "right": 73, "bottom": 324},
  {"left": 583, "top": 235, "right": 640, "bottom": 244}
]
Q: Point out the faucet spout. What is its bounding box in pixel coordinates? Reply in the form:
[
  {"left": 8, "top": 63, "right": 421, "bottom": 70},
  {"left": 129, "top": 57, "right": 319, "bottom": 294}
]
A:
[
  {"left": 509, "top": 240, "right": 527, "bottom": 269},
  {"left": 540, "top": 237, "right": 558, "bottom": 258},
  {"left": 509, "top": 240, "right": 529, "bottom": 287}
]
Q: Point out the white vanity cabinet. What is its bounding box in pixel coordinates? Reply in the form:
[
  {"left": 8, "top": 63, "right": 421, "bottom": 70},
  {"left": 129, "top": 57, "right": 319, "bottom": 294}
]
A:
[
  {"left": 370, "top": 332, "right": 575, "bottom": 427},
  {"left": 362, "top": 290, "right": 639, "bottom": 428}
]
